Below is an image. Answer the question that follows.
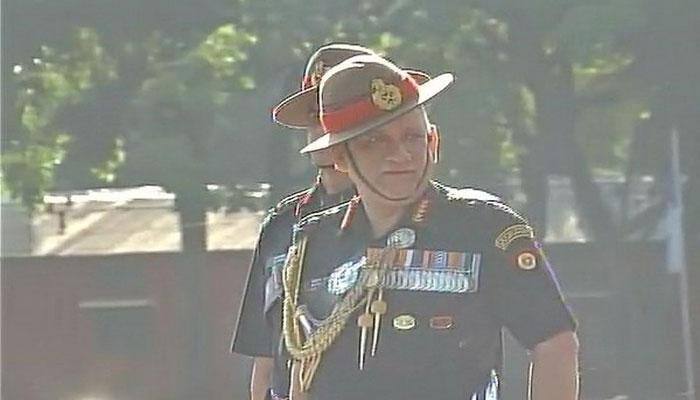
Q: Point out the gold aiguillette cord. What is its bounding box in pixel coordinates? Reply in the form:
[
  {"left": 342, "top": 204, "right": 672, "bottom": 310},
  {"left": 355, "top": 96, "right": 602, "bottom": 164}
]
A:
[
  {"left": 300, "top": 354, "right": 321, "bottom": 391},
  {"left": 292, "top": 238, "right": 321, "bottom": 392},
  {"left": 285, "top": 233, "right": 371, "bottom": 391}
]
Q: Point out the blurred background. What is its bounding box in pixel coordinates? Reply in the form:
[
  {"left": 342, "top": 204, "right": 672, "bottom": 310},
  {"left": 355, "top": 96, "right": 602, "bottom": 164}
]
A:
[{"left": 1, "top": 0, "right": 699, "bottom": 399}]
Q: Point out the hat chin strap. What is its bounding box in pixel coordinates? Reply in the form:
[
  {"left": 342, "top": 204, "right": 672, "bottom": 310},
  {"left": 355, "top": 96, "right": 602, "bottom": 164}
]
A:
[
  {"left": 313, "top": 163, "right": 337, "bottom": 170},
  {"left": 344, "top": 143, "right": 430, "bottom": 203}
]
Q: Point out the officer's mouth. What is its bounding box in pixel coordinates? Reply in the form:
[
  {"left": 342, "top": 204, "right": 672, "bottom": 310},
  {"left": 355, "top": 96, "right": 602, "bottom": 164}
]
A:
[{"left": 382, "top": 170, "right": 416, "bottom": 176}]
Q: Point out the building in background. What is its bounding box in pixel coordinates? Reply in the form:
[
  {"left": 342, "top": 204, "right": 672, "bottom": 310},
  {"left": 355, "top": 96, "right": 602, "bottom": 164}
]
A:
[{"left": 1, "top": 175, "right": 660, "bottom": 257}]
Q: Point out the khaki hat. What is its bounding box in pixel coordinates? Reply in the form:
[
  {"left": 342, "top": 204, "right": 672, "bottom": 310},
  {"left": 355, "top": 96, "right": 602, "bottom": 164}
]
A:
[
  {"left": 273, "top": 43, "right": 430, "bottom": 129},
  {"left": 299, "top": 54, "right": 453, "bottom": 154}
]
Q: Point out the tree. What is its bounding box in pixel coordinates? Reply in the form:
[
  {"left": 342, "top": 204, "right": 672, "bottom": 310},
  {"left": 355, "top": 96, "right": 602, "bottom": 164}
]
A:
[
  {"left": 123, "top": 24, "right": 257, "bottom": 252},
  {"left": 4, "top": 0, "right": 699, "bottom": 397}
]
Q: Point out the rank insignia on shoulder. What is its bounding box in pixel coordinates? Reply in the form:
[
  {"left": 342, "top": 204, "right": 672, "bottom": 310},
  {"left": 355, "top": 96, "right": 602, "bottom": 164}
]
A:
[
  {"left": 495, "top": 224, "right": 534, "bottom": 250},
  {"left": 516, "top": 251, "right": 537, "bottom": 270}
]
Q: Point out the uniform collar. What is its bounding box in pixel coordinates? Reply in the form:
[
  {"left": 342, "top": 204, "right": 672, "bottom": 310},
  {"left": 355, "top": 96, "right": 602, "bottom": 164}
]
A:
[
  {"left": 295, "top": 179, "right": 355, "bottom": 218},
  {"left": 338, "top": 183, "right": 437, "bottom": 245}
]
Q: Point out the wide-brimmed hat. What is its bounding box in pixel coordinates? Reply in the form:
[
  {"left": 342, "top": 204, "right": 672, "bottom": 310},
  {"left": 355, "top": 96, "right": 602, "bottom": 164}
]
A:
[
  {"left": 299, "top": 54, "right": 453, "bottom": 154},
  {"left": 273, "top": 43, "right": 430, "bottom": 129}
]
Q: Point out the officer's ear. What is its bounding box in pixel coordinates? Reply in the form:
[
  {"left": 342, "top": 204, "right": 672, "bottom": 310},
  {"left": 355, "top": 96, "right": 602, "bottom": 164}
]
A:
[
  {"left": 427, "top": 123, "right": 440, "bottom": 164},
  {"left": 331, "top": 145, "right": 350, "bottom": 173}
]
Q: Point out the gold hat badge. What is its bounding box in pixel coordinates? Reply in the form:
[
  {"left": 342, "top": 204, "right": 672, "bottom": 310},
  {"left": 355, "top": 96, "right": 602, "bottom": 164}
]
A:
[{"left": 370, "top": 79, "right": 402, "bottom": 111}]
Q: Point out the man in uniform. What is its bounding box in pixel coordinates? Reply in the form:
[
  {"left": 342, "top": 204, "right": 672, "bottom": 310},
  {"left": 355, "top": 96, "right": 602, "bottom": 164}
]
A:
[
  {"left": 231, "top": 44, "right": 430, "bottom": 400},
  {"left": 279, "top": 54, "right": 579, "bottom": 400}
]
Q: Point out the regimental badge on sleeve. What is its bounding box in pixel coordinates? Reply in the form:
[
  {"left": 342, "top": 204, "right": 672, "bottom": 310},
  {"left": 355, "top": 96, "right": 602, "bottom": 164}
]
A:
[
  {"left": 494, "top": 224, "right": 534, "bottom": 251},
  {"left": 516, "top": 251, "right": 538, "bottom": 270},
  {"left": 494, "top": 224, "right": 547, "bottom": 271}
]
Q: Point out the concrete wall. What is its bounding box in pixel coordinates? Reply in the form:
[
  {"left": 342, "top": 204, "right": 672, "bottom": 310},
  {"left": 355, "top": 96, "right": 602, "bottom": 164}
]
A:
[
  {"left": 1, "top": 201, "right": 32, "bottom": 256},
  {"left": 2, "top": 244, "right": 697, "bottom": 400},
  {"left": 2, "top": 251, "right": 251, "bottom": 400}
]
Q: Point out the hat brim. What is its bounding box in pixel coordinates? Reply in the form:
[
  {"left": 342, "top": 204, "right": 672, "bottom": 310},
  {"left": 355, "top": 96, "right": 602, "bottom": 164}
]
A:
[
  {"left": 273, "top": 70, "right": 432, "bottom": 130},
  {"left": 299, "top": 73, "right": 454, "bottom": 154}
]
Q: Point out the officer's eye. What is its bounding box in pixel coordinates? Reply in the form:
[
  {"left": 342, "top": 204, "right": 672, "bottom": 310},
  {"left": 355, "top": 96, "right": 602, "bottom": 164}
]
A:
[
  {"left": 365, "top": 133, "right": 387, "bottom": 145},
  {"left": 352, "top": 134, "right": 376, "bottom": 149}
]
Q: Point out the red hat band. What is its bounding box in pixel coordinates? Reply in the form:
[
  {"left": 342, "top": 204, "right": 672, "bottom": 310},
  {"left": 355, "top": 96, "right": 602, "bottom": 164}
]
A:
[{"left": 320, "top": 76, "right": 419, "bottom": 135}]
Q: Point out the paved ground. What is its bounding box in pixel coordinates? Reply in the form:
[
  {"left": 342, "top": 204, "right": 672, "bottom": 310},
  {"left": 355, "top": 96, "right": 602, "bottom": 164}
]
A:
[{"left": 28, "top": 187, "right": 263, "bottom": 255}]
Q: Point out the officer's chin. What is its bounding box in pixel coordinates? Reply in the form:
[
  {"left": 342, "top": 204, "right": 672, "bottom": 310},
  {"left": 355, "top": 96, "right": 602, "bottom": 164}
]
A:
[{"left": 378, "top": 177, "right": 430, "bottom": 205}]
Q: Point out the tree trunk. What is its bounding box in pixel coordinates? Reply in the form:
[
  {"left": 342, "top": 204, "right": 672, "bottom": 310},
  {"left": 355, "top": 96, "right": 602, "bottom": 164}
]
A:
[
  {"left": 177, "top": 190, "right": 208, "bottom": 254},
  {"left": 673, "top": 94, "right": 700, "bottom": 400},
  {"left": 530, "top": 51, "right": 617, "bottom": 242},
  {"left": 173, "top": 187, "right": 209, "bottom": 398},
  {"left": 510, "top": 117, "right": 549, "bottom": 233},
  {"left": 503, "top": 19, "right": 551, "bottom": 233}
]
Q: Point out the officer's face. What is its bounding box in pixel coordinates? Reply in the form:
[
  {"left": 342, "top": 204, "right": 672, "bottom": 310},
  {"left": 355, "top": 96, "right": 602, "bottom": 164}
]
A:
[
  {"left": 336, "top": 108, "right": 436, "bottom": 202},
  {"left": 306, "top": 125, "right": 335, "bottom": 168}
]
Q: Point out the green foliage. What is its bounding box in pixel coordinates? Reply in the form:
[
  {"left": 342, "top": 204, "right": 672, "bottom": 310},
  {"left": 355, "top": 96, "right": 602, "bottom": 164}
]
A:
[
  {"left": 2, "top": 134, "right": 70, "bottom": 211},
  {"left": 90, "top": 138, "right": 125, "bottom": 183},
  {"left": 194, "top": 24, "right": 258, "bottom": 89},
  {"left": 2, "top": 27, "right": 116, "bottom": 210},
  {"left": 123, "top": 23, "right": 258, "bottom": 197},
  {"left": 4, "top": 0, "right": 697, "bottom": 217},
  {"left": 552, "top": 0, "right": 648, "bottom": 63}
]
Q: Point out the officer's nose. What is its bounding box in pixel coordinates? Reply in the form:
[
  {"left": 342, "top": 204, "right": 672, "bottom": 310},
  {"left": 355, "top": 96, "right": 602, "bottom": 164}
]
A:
[{"left": 386, "top": 138, "right": 413, "bottom": 163}]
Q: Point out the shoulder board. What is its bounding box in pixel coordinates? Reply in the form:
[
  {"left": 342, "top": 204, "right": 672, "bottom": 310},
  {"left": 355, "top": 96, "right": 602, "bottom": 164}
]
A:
[
  {"left": 273, "top": 187, "right": 314, "bottom": 213},
  {"left": 259, "top": 187, "right": 314, "bottom": 230},
  {"left": 295, "top": 201, "right": 348, "bottom": 232},
  {"left": 485, "top": 202, "right": 535, "bottom": 251},
  {"left": 482, "top": 199, "right": 528, "bottom": 224},
  {"left": 432, "top": 181, "right": 502, "bottom": 203},
  {"left": 260, "top": 206, "right": 277, "bottom": 230},
  {"left": 435, "top": 183, "right": 534, "bottom": 244}
]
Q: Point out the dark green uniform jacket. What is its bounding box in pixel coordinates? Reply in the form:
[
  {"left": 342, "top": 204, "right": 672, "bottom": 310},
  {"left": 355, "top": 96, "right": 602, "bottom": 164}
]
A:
[
  {"left": 232, "top": 183, "right": 354, "bottom": 399},
  {"left": 288, "top": 182, "right": 576, "bottom": 400}
]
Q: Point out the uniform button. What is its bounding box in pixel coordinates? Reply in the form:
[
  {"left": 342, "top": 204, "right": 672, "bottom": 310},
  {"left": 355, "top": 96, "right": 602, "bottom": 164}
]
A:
[
  {"left": 392, "top": 314, "right": 416, "bottom": 331},
  {"left": 429, "top": 315, "right": 454, "bottom": 330}
]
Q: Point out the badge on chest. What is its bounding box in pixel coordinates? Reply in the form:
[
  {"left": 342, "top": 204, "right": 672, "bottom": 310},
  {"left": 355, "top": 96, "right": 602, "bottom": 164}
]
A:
[
  {"left": 327, "top": 257, "right": 366, "bottom": 295},
  {"left": 365, "top": 247, "right": 481, "bottom": 293}
]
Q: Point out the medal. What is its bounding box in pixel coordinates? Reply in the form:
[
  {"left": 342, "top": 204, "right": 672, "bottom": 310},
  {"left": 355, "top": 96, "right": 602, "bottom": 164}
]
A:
[
  {"left": 387, "top": 228, "right": 416, "bottom": 249},
  {"left": 327, "top": 257, "right": 365, "bottom": 295},
  {"left": 363, "top": 268, "right": 380, "bottom": 288}
]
